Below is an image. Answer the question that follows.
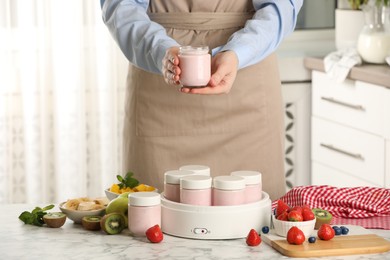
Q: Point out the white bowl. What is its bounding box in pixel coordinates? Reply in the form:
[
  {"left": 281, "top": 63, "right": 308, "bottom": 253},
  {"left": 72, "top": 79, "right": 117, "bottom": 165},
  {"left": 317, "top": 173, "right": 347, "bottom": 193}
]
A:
[
  {"left": 59, "top": 202, "right": 106, "bottom": 224},
  {"left": 105, "top": 187, "right": 158, "bottom": 201},
  {"left": 272, "top": 215, "right": 315, "bottom": 238}
]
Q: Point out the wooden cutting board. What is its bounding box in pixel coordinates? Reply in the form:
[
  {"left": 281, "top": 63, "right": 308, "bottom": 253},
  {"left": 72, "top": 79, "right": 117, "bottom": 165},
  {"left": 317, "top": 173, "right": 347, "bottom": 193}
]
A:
[{"left": 262, "top": 225, "right": 390, "bottom": 258}]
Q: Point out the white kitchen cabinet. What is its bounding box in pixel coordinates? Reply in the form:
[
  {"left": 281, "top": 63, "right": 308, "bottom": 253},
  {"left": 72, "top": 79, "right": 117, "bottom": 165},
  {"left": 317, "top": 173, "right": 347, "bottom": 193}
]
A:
[
  {"left": 311, "top": 71, "right": 390, "bottom": 188},
  {"left": 282, "top": 82, "right": 311, "bottom": 190}
]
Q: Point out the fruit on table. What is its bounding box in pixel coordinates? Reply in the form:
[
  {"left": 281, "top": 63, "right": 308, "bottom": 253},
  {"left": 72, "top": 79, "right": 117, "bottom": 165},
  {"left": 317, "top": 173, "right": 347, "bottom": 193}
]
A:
[
  {"left": 43, "top": 212, "right": 66, "bottom": 228},
  {"left": 287, "top": 226, "right": 305, "bottom": 245},
  {"left": 302, "top": 206, "right": 315, "bottom": 221},
  {"left": 62, "top": 197, "right": 108, "bottom": 211},
  {"left": 146, "top": 224, "right": 164, "bottom": 243},
  {"left": 308, "top": 236, "right": 316, "bottom": 243},
  {"left": 105, "top": 195, "right": 129, "bottom": 228},
  {"left": 317, "top": 224, "right": 335, "bottom": 241},
  {"left": 341, "top": 226, "right": 349, "bottom": 235},
  {"left": 246, "top": 229, "right": 262, "bottom": 246},
  {"left": 82, "top": 216, "right": 102, "bottom": 231},
  {"left": 261, "top": 226, "right": 270, "bottom": 234},
  {"left": 312, "top": 208, "right": 333, "bottom": 229},
  {"left": 100, "top": 213, "right": 126, "bottom": 235}
]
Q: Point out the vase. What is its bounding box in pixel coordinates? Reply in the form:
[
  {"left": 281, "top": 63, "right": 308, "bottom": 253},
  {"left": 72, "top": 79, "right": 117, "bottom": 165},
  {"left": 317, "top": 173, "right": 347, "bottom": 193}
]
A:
[
  {"left": 357, "top": 1, "right": 390, "bottom": 64},
  {"left": 335, "top": 9, "right": 365, "bottom": 50}
]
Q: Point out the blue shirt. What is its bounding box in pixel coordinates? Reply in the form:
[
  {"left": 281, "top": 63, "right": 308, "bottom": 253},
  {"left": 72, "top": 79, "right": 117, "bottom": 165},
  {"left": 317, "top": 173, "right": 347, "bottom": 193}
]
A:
[{"left": 101, "top": 0, "right": 303, "bottom": 74}]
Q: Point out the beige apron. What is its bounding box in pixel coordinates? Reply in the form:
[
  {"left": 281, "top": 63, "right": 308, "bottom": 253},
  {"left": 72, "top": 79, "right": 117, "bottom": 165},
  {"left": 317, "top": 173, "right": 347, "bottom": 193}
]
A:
[{"left": 123, "top": 0, "right": 286, "bottom": 200}]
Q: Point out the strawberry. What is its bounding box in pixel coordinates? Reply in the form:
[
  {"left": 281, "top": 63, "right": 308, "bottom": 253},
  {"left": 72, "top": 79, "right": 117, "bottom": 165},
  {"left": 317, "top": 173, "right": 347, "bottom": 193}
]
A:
[
  {"left": 287, "top": 226, "right": 305, "bottom": 245},
  {"left": 145, "top": 224, "right": 164, "bottom": 243},
  {"left": 276, "top": 200, "right": 290, "bottom": 217},
  {"left": 290, "top": 206, "right": 303, "bottom": 215},
  {"left": 302, "top": 208, "right": 315, "bottom": 221},
  {"left": 246, "top": 229, "right": 262, "bottom": 246},
  {"left": 317, "top": 224, "right": 335, "bottom": 241},
  {"left": 276, "top": 211, "right": 289, "bottom": 221},
  {"left": 288, "top": 210, "right": 303, "bottom": 222}
]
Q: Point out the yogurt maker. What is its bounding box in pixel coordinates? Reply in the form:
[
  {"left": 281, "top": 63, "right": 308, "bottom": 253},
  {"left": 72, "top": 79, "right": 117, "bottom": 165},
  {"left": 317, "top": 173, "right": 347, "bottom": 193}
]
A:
[{"left": 161, "top": 191, "right": 271, "bottom": 239}]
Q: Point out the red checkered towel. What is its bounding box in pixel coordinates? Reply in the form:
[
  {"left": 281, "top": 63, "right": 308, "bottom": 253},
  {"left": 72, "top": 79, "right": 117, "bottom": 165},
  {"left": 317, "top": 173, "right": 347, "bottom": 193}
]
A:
[{"left": 272, "top": 185, "right": 390, "bottom": 230}]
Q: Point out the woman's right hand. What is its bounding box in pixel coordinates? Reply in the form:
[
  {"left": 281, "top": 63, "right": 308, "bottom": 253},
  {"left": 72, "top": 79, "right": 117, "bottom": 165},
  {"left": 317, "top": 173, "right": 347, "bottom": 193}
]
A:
[{"left": 162, "top": 47, "right": 181, "bottom": 86}]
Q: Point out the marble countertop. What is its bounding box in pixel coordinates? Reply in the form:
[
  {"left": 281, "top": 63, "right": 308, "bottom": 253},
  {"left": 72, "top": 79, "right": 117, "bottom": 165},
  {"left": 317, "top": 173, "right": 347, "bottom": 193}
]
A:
[
  {"left": 2, "top": 204, "right": 390, "bottom": 260},
  {"left": 304, "top": 57, "right": 390, "bottom": 88}
]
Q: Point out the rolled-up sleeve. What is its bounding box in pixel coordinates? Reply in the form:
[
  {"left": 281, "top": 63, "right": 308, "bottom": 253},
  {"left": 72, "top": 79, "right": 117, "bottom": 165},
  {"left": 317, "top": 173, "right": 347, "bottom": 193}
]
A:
[
  {"left": 216, "top": 0, "right": 304, "bottom": 69},
  {"left": 101, "top": 0, "right": 179, "bottom": 74}
]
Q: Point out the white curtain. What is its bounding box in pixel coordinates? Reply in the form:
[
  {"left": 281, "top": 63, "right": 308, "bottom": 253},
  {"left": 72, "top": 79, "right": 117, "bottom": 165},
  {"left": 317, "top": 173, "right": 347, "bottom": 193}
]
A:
[{"left": 0, "top": 0, "right": 128, "bottom": 204}]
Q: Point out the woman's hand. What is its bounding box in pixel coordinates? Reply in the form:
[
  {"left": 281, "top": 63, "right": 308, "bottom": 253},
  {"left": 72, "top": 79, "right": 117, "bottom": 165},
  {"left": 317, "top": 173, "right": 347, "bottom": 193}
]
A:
[
  {"left": 162, "top": 46, "right": 181, "bottom": 86},
  {"left": 181, "top": 50, "right": 239, "bottom": 94}
]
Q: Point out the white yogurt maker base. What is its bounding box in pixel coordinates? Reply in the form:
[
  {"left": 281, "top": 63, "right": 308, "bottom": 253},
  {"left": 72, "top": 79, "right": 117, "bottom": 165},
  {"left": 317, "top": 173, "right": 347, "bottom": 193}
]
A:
[{"left": 161, "top": 191, "right": 271, "bottom": 239}]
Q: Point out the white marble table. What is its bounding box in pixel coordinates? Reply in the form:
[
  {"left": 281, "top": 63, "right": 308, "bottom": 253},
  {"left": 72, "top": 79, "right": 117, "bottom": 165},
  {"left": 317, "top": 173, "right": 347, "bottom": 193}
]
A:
[{"left": 2, "top": 204, "right": 390, "bottom": 260}]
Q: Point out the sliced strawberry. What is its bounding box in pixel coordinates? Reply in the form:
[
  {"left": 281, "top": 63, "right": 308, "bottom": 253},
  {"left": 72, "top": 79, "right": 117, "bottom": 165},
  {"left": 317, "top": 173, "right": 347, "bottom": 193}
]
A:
[
  {"left": 276, "top": 200, "right": 290, "bottom": 217},
  {"left": 145, "top": 224, "right": 163, "bottom": 243},
  {"left": 246, "top": 229, "right": 262, "bottom": 246}
]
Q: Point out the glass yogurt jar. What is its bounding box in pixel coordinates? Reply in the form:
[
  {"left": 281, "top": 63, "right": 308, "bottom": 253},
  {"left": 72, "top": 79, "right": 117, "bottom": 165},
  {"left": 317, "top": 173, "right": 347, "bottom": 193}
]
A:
[
  {"left": 212, "top": 175, "right": 246, "bottom": 206},
  {"left": 178, "top": 46, "right": 211, "bottom": 87},
  {"left": 180, "top": 175, "right": 212, "bottom": 206}
]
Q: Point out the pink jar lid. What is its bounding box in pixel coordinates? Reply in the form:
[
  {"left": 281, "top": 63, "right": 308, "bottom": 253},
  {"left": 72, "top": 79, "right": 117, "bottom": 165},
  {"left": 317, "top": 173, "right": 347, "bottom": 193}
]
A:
[
  {"left": 213, "top": 175, "right": 246, "bottom": 190},
  {"left": 230, "top": 170, "right": 262, "bottom": 185},
  {"left": 179, "top": 165, "right": 210, "bottom": 176},
  {"left": 129, "top": 192, "right": 161, "bottom": 206},
  {"left": 180, "top": 175, "right": 212, "bottom": 190},
  {"left": 164, "top": 170, "right": 196, "bottom": 184}
]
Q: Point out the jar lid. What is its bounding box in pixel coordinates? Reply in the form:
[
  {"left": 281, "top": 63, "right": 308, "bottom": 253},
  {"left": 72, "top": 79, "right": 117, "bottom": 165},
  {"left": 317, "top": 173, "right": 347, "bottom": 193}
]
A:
[
  {"left": 180, "top": 175, "right": 212, "bottom": 190},
  {"left": 179, "top": 46, "right": 209, "bottom": 55},
  {"left": 179, "top": 165, "right": 210, "bottom": 176},
  {"left": 164, "top": 169, "right": 196, "bottom": 184},
  {"left": 129, "top": 192, "right": 161, "bottom": 206},
  {"left": 213, "top": 175, "right": 246, "bottom": 190},
  {"left": 230, "top": 170, "right": 262, "bottom": 185}
]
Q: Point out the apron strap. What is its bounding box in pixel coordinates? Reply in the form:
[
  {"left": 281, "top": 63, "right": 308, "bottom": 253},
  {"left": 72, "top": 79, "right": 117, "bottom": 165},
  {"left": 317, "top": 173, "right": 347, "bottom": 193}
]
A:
[{"left": 148, "top": 12, "right": 254, "bottom": 30}]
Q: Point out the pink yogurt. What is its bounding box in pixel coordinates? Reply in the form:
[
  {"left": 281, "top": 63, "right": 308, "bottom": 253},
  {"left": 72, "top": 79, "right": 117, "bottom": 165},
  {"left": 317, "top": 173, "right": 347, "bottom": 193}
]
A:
[
  {"left": 178, "top": 46, "right": 211, "bottom": 87},
  {"left": 128, "top": 192, "right": 161, "bottom": 236},
  {"left": 163, "top": 169, "right": 196, "bottom": 202},
  {"left": 231, "top": 170, "right": 262, "bottom": 203},
  {"left": 212, "top": 175, "right": 246, "bottom": 206},
  {"left": 180, "top": 175, "right": 212, "bottom": 206}
]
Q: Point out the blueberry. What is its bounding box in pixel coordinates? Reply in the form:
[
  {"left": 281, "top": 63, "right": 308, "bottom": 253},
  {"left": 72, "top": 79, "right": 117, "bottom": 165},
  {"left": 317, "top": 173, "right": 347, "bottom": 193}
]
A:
[
  {"left": 308, "top": 236, "right": 316, "bottom": 243},
  {"left": 341, "top": 227, "right": 349, "bottom": 235},
  {"left": 333, "top": 226, "right": 342, "bottom": 235},
  {"left": 262, "top": 226, "right": 270, "bottom": 234}
]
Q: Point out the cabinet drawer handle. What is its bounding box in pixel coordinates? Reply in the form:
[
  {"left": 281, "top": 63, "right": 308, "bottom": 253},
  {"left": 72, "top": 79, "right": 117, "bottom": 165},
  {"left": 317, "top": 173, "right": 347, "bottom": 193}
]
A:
[
  {"left": 320, "top": 143, "right": 364, "bottom": 161},
  {"left": 321, "top": 97, "right": 365, "bottom": 111}
]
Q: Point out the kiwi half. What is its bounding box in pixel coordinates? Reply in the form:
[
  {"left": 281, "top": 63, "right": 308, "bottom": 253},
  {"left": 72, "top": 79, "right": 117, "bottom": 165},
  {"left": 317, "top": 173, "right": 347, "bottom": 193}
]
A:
[
  {"left": 43, "top": 212, "right": 66, "bottom": 228},
  {"left": 100, "top": 213, "right": 126, "bottom": 235},
  {"left": 312, "top": 208, "right": 333, "bottom": 229},
  {"left": 82, "top": 216, "right": 102, "bottom": 231}
]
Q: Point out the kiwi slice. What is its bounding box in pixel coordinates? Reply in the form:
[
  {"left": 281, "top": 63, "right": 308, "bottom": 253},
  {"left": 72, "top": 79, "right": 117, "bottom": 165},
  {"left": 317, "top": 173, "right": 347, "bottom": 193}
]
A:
[
  {"left": 100, "top": 213, "right": 126, "bottom": 235},
  {"left": 312, "top": 208, "right": 333, "bottom": 229},
  {"left": 82, "top": 216, "right": 102, "bottom": 231},
  {"left": 43, "top": 212, "right": 66, "bottom": 228}
]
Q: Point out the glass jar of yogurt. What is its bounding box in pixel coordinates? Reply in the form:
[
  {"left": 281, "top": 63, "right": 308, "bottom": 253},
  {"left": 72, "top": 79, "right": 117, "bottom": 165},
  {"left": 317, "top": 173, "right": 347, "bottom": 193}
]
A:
[
  {"left": 212, "top": 175, "right": 246, "bottom": 206},
  {"left": 178, "top": 46, "right": 211, "bottom": 87},
  {"left": 128, "top": 192, "right": 161, "bottom": 236},
  {"left": 180, "top": 175, "right": 212, "bottom": 206},
  {"left": 163, "top": 169, "right": 196, "bottom": 202}
]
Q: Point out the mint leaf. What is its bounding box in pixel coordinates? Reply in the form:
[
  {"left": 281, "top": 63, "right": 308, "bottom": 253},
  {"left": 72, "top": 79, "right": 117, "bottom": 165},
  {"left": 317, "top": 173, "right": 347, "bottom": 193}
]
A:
[
  {"left": 19, "top": 211, "right": 35, "bottom": 225},
  {"left": 19, "top": 204, "right": 55, "bottom": 227}
]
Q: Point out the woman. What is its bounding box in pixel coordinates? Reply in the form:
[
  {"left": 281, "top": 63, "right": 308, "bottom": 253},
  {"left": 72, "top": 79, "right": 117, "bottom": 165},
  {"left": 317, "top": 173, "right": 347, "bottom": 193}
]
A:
[{"left": 101, "top": 0, "right": 303, "bottom": 200}]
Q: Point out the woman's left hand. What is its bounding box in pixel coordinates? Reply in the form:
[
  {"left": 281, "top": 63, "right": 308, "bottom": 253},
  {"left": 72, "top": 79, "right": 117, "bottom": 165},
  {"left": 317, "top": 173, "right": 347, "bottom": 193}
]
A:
[{"left": 181, "top": 50, "right": 238, "bottom": 94}]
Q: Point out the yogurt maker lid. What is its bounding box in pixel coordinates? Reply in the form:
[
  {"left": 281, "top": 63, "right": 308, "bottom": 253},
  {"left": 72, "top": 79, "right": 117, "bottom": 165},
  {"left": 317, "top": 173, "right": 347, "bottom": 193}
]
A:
[
  {"left": 179, "top": 165, "right": 210, "bottom": 176},
  {"left": 180, "top": 175, "right": 212, "bottom": 189},
  {"left": 213, "top": 175, "right": 246, "bottom": 190},
  {"left": 129, "top": 192, "right": 161, "bottom": 206},
  {"left": 164, "top": 169, "right": 196, "bottom": 184},
  {"left": 230, "top": 170, "right": 262, "bottom": 185}
]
